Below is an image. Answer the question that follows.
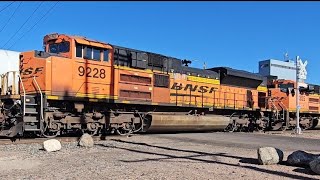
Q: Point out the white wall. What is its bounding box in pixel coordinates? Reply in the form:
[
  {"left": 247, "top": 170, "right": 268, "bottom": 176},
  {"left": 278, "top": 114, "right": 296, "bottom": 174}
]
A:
[{"left": 259, "top": 59, "right": 297, "bottom": 81}]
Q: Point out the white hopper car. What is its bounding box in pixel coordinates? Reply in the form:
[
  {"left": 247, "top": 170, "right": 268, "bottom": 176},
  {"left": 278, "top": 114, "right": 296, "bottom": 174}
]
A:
[{"left": 0, "top": 49, "right": 20, "bottom": 95}]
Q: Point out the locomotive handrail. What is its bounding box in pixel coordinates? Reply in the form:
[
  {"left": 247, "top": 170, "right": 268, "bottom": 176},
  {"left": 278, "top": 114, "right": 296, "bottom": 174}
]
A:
[
  {"left": 17, "top": 74, "right": 26, "bottom": 116},
  {"left": 33, "top": 76, "right": 44, "bottom": 121},
  {"left": 278, "top": 101, "right": 288, "bottom": 121},
  {"left": 268, "top": 97, "right": 279, "bottom": 119},
  {"left": 278, "top": 102, "right": 285, "bottom": 120},
  {"left": 278, "top": 101, "right": 287, "bottom": 110}
]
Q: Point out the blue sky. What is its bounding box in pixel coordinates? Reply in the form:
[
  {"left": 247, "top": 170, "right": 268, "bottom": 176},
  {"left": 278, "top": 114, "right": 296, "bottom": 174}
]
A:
[{"left": 0, "top": 1, "right": 319, "bottom": 84}]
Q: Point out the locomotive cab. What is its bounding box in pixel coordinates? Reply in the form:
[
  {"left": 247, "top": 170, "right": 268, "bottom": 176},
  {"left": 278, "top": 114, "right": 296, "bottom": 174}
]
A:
[
  {"left": 20, "top": 33, "right": 114, "bottom": 99},
  {"left": 12, "top": 33, "right": 117, "bottom": 137},
  {"left": 267, "top": 79, "right": 319, "bottom": 129}
]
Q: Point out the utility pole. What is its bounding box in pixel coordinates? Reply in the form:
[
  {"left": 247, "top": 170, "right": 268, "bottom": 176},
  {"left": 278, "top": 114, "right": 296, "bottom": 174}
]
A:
[{"left": 295, "top": 56, "right": 308, "bottom": 134}]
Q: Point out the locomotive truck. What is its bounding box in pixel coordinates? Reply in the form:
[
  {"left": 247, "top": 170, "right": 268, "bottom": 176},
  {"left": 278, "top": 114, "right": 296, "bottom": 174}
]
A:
[{"left": 0, "top": 33, "right": 319, "bottom": 138}]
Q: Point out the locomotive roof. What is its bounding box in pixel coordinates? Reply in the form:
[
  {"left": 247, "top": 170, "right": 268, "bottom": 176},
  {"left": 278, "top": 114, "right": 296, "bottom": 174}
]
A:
[
  {"left": 181, "top": 66, "right": 219, "bottom": 79},
  {"left": 112, "top": 44, "right": 177, "bottom": 60},
  {"left": 208, "top": 67, "right": 264, "bottom": 89},
  {"left": 112, "top": 45, "right": 219, "bottom": 79},
  {"left": 208, "top": 67, "right": 264, "bottom": 81},
  {"left": 44, "top": 33, "right": 111, "bottom": 48}
]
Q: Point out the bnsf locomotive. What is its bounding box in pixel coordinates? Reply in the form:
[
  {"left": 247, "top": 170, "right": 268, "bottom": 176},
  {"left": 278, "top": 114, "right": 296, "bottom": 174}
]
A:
[{"left": 0, "top": 33, "right": 319, "bottom": 138}]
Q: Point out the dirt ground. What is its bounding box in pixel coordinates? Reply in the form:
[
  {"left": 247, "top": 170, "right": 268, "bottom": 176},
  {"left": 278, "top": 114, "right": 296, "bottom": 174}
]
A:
[{"left": 0, "top": 131, "right": 319, "bottom": 180}]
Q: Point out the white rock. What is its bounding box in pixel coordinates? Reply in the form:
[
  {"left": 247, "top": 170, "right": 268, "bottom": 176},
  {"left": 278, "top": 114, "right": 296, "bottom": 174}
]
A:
[
  {"left": 287, "top": 150, "right": 319, "bottom": 166},
  {"left": 257, "top": 147, "right": 283, "bottom": 165},
  {"left": 43, "top": 139, "right": 61, "bottom": 152},
  {"left": 310, "top": 157, "right": 320, "bottom": 174},
  {"left": 78, "top": 133, "right": 94, "bottom": 148}
]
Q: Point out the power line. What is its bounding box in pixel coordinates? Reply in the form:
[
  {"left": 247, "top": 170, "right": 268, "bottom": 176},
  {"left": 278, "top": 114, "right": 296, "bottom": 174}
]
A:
[
  {"left": 0, "top": 1, "right": 15, "bottom": 13},
  {"left": 1, "top": 2, "right": 44, "bottom": 49},
  {"left": 8, "top": 1, "right": 59, "bottom": 50},
  {"left": 0, "top": 2, "right": 22, "bottom": 33}
]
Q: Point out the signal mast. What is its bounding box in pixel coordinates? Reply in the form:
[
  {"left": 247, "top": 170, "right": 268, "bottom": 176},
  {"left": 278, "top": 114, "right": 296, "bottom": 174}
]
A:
[{"left": 295, "top": 55, "right": 308, "bottom": 134}]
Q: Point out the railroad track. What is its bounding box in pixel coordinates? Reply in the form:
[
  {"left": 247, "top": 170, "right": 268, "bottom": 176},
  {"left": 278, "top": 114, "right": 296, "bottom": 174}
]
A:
[
  {"left": 0, "top": 129, "right": 319, "bottom": 145},
  {"left": 0, "top": 134, "right": 138, "bottom": 145}
]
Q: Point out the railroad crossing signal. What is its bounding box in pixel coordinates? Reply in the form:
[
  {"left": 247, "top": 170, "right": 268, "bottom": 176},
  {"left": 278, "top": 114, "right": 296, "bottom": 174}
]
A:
[{"left": 296, "top": 56, "right": 307, "bottom": 81}]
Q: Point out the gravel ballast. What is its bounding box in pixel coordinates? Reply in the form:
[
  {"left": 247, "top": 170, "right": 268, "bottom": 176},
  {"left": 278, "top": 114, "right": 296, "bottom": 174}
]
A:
[{"left": 0, "top": 133, "right": 319, "bottom": 180}]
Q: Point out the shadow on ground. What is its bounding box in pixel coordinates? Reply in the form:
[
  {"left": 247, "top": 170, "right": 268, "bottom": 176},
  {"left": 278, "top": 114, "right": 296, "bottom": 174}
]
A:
[
  {"left": 97, "top": 139, "right": 319, "bottom": 180},
  {"left": 293, "top": 168, "right": 318, "bottom": 176}
]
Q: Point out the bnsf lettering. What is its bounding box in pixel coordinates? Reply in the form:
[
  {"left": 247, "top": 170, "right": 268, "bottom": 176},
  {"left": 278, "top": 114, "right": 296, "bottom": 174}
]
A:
[
  {"left": 171, "top": 83, "right": 217, "bottom": 93},
  {"left": 23, "top": 68, "right": 33, "bottom": 75},
  {"left": 171, "top": 82, "right": 183, "bottom": 90},
  {"left": 21, "top": 67, "right": 44, "bottom": 75},
  {"left": 34, "top": 67, "right": 44, "bottom": 74},
  {"left": 78, "top": 66, "right": 106, "bottom": 79},
  {"left": 184, "top": 84, "right": 198, "bottom": 91},
  {"left": 199, "top": 86, "right": 209, "bottom": 93}
]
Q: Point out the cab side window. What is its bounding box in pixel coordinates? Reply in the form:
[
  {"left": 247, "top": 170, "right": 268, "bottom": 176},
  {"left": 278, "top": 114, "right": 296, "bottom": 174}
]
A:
[
  {"left": 76, "top": 44, "right": 82, "bottom": 57},
  {"left": 93, "top": 48, "right": 101, "bottom": 61},
  {"left": 103, "top": 49, "right": 109, "bottom": 62},
  {"left": 75, "top": 43, "right": 110, "bottom": 62},
  {"left": 85, "top": 47, "right": 92, "bottom": 59}
]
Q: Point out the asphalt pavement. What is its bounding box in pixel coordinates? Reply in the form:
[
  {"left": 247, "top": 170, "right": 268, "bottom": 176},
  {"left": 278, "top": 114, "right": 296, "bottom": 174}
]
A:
[{"left": 148, "top": 132, "right": 320, "bottom": 151}]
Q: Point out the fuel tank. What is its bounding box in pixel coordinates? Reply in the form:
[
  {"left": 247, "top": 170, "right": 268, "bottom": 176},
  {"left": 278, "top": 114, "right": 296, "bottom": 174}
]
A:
[{"left": 144, "top": 112, "right": 230, "bottom": 132}]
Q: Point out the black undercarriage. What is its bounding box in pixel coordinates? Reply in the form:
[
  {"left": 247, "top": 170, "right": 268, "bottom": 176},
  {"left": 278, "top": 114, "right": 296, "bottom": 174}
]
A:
[{"left": 0, "top": 94, "right": 319, "bottom": 138}]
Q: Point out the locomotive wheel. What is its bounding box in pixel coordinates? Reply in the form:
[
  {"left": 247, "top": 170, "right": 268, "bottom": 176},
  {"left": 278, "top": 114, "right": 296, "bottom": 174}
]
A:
[
  {"left": 42, "top": 130, "right": 59, "bottom": 138},
  {"left": 224, "top": 122, "right": 236, "bottom": 132},
  {"left": 224, "top": 113, "right": 237, "bottom": 132},
  {"left": 116, "top": 128, "right": 132, "bottom": 136},
  {"left": 271, "top": 121, "right": 284, "bottom": 131},
  {"left": 42, "top": 121, "right": 60, "bottom": 138},
  {"left": 86, "top": 123, "right": 99, "bottom": 136},
  {"left": 247, "top": 122, "right": 255, "bottom": 132},
  {"left": 85, "top": 129, "right": 99, "bottom": 136},
  {"left": 301, "top": 116, "right": 314, "bottom": 130}
]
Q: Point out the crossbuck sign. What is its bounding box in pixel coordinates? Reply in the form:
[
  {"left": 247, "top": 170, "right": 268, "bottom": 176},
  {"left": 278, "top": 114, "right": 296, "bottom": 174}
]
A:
[{"left": 296, "top": 56, "right": 308, "bottom": 80}]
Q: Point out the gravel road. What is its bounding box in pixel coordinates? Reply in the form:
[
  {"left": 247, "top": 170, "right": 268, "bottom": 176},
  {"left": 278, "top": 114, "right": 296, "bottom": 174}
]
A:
[{"left": 0, "top": 132, "right": 319, "bottom": 180}]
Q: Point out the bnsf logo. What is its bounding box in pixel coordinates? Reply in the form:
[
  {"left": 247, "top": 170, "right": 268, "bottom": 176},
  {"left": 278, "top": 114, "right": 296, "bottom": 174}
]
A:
[
  {"left": 171, "top": 82, "right": 218, "bottom": 93},
  {"left": 20, "top": 67, "right": 44, "bottom": 76}
]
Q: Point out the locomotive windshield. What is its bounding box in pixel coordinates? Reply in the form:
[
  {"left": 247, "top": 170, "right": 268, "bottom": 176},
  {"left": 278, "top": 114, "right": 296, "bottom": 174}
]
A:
[
  {"left": 48, "top": 41, "right": 70, "bottom": 54},
  {"left": 278, "top": 83, "right": 294, "bottom": 89}
]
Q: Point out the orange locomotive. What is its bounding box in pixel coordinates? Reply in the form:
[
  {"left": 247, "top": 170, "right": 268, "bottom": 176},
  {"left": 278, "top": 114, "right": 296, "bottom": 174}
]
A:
[
  {"left": 265, "top": 78, "right": 320, "bottom": 130},
  {"left": 0, "top": 33, "right": 319, "bottom": 138}
]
